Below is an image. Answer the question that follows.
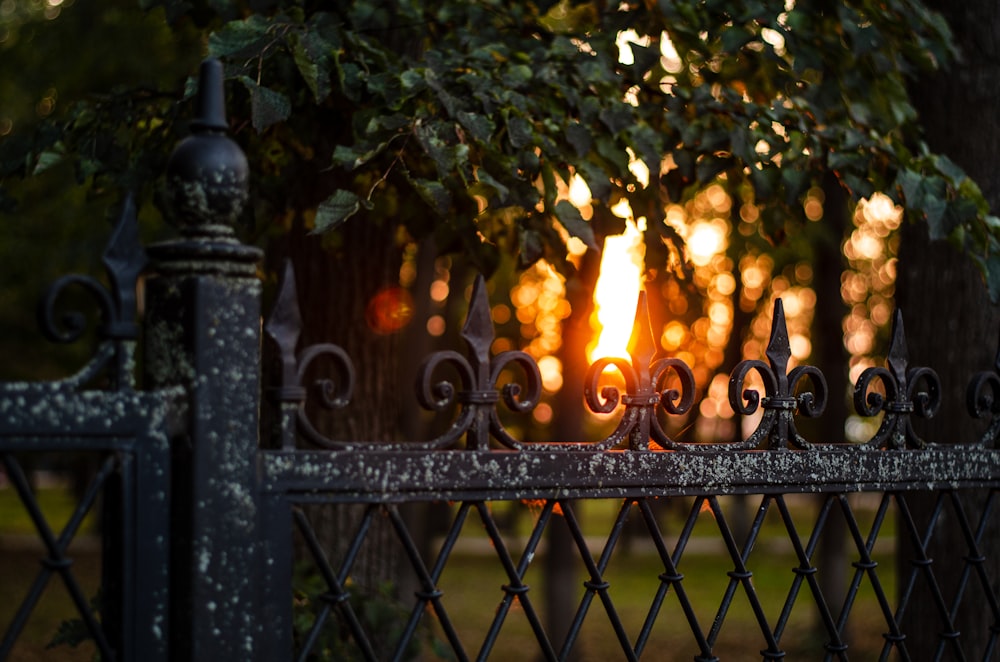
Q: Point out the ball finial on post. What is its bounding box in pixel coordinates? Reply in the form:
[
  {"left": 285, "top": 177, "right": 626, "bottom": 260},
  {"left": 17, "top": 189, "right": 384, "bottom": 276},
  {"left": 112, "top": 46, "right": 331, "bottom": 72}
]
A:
[{"left": 164, "top": 58, "right": 249, "bottom": 236}]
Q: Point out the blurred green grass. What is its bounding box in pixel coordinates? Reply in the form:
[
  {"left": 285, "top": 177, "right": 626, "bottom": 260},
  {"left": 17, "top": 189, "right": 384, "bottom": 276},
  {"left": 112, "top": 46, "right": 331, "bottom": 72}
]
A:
[{"left": 1, "top": 488, "right": 894, "bottom": 660}]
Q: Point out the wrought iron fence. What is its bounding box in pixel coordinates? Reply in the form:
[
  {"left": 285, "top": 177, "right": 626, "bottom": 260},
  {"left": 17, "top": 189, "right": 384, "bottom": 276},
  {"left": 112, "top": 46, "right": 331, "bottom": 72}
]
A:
[{"left": 1, "top": 58, "right": 1000, "bottom": 661}]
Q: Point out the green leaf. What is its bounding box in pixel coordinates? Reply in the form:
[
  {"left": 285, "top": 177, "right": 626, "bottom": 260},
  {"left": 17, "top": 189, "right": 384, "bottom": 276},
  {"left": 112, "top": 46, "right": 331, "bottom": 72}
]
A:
[
  {"left": 575, "top": 161, "right": 612, "bottom": 202},
  {"left": 781, "top": 167, "right": 809, "bottom": 206},
  {"left": 400, "top": 69, "right": 426, "bottom": 93},
  {"left": 983, "top": 254, "right": 1000, "bottom": 303},
  {"left": 554, "top": 200, "right": 598, "bottom": 250},
  {"left": 598, "top": 105, "right": 633, "bottom": 135},
  {"left": 696, "top": 154, "right": 729, "bottom": 183},
  {"left": 507, "top": 116, "right": 533, "bottom": 149},
  {"left": 313, "top": 190, "right": 360, "bottom": 233},
  {"left": 502, "top": 64, "right": 533, "bottom": 89},
  {"left": 626, "top": 42, "right": 660, "bottom": 79},
  {"left": 415, "top": 121, "right": 462, "bottom": 176},
  {"left": 32, "top": 149, "right": 64, "bottom": 176},
  {"left": 721, "top": 26, "right": 755, "bottom": 53},
  {"left": 457, "top": 111, "right": 495, "bottom": 142},
  {"left": 208, "top": 16, "right": 271, "bottom": 57},
  {"left": 476, "top": 169, "right": 510, "bottom": 203},
  {"left": 290, "top": 31, "right": 333, "bottom": 102},
  {"left": 565, "top": 122, "right": 592, "bottom": 158},
  {"left": 239, "top": 77, "right": 292, "bottom": 132},
  {"left": 411, "top": 178, "right": 452, "bottom": 216}
]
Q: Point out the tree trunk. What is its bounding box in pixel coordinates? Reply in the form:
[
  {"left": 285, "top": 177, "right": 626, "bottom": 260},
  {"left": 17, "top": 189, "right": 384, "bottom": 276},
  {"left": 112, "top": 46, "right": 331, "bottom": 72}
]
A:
[
  {"left": 814, "top": 173, "right": 851, "bottom": 631},
  {"left": 285, "top": 215, "right": 407, "bottom": 599},
  {"left": 897, "top": 2, "right": 1000, "bottom": 655},
  {"left": 546, "top": 249, "right": 600, "bottom": 659}
]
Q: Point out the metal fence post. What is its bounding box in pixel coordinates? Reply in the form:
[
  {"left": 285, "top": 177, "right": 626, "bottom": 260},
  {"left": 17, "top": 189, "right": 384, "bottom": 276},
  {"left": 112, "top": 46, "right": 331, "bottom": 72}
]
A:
[{"left": 142, "top": 59, "right": 264, "bottom": 660}]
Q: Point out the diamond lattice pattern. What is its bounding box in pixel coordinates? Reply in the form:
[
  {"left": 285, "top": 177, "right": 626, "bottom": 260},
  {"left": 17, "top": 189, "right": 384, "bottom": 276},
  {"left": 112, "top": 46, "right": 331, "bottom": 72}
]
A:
[{"left": 291, "top": 489, "right": 1000, "bottom": 661}]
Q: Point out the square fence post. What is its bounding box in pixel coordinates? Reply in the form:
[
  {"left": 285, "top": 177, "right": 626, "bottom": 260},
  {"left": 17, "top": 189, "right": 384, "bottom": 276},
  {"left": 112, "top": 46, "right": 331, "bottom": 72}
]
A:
[{"left": 143, "top": 59, "right": 265, "bottom": 661}]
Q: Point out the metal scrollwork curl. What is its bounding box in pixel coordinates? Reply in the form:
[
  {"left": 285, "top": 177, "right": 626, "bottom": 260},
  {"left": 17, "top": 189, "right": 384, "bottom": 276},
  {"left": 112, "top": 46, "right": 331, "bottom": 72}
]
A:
[
  {"left": 729, "top": 359, "right": 778, "bottom": 417},
  {"left": 489, "top": 350, "right": 542, "bottom": 448},
  {"left": 294, "top": 343, "right": 357, "bottom": 449},
  {"left": 39, "top": 275, "right": 117, "bottom": 344},
  {"left": 415, "top": 275, "right": 547, "bottom": 450},
  {"left": 415, "top": 350, "right": 478, "bottom": 449},
  {"left": 298, "top": 344, "right": 355, "bottom": 411},
  {"left": 648, "top": 357, "right": 697, "bottom": 450},
  {"left": 908, "top": 367, "right": 941, "bottom": 419},
  {"left": 968, "top": 328, "right": 1000, "bottom": 446},
  {"left": 789, "top": 365, "right": 828, "bottom": 418},
  {"left": 854, "top": 366, "right": 896, "bottom": 418},
  {"left": 584, "top": 293, "right": 699, "bottom": 451},
  {"left": 854, "top": 309, "right": 939, "bottom": 449},
  {"left": 584, "top": 357, "right": 637, "bottom": 416},
  {"left": 30, "top": 195, "right": 146, "bottom": 390},
  {"left": 491, "top": 350, "right": 541, "bottom": 414},
  {"left": 584, "top": 357, "right": 642, "bottom": 450},
  {"left": 967, "top": 370, "right": 1000, "bottom": 422},
  {"left": 416, "top": 350, "right": 476, "bottom": 413}
]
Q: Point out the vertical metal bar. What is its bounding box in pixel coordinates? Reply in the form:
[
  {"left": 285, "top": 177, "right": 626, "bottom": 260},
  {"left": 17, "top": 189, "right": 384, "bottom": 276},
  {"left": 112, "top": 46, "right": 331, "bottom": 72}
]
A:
[
  {"left": 127, "top": 428, "right": 171, "bottom": 662},
  {"left": 256, "top": 494, "right": 293, "bottom": 662}
]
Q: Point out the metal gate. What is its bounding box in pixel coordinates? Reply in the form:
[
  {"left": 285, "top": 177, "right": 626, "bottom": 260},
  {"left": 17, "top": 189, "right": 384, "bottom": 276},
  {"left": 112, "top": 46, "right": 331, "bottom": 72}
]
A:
[{"left": 2, "top": 59, "right": 1000, "bottom": 661}]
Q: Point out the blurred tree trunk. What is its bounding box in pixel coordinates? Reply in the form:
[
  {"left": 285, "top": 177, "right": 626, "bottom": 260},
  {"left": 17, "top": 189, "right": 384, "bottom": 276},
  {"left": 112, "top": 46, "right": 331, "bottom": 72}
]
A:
[
  {"left": 897, "top": 1, "right": 1000, "bottom": 656},
  {"left": 814, "top": 173, "right": 850, "bottom": 631},
  {"left": 285, "top": 216, "right": 407, "bottom": 598},
  {"left": 546, "top": 248, "right": 600, "bottom": 659}
]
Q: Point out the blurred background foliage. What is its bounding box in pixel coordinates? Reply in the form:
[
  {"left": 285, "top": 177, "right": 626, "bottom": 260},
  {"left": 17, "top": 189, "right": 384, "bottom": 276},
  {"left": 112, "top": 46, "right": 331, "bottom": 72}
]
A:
[{"left": 0, "top": 0, "right": 988, "bottom": 443}]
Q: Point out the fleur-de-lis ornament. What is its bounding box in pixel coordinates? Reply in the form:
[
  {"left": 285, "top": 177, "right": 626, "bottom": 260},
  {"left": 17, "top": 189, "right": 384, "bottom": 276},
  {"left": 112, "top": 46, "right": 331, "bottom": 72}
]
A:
[
  {"left": 729, "top": 299, "right": 827, "bottom": 449},
  {"left": 584, "top": 292, "right": 695, "bottom": 450},
  {"left": 854, "top": 309, "right": 940, "bottom": 449},
  {"left": 416, "top": 275, "right": 541, "bottom": 450}
]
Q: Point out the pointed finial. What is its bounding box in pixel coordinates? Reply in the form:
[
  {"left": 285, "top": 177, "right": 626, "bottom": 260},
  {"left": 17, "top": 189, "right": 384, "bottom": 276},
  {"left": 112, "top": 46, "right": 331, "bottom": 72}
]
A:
[
  {"left": 765, "top": 298, "right": 791, "bottom": 376},
  {"left": 627, "top": 291, "right": 656, "bottom": 369},
  {"left": 886, "top": 308, "right": 909, "bottom": 385},
  {"left": 265, "top": 261, "right": 303, "bottom": 370},
  {"left": 190, "top": 59, "right": 229, "bottom": 133},
  {"left": 461, "top": 275, "right": 495, "bottom": 367},
  {"left": 101, "top": 194, "right": 147, "bottom": 338}
]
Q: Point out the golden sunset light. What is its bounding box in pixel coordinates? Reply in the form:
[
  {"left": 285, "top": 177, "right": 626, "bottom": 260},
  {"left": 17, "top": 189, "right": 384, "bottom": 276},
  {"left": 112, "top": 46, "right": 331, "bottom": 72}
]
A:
[{"left": 587, "top": 217, "right": 646, "bottom": 363}]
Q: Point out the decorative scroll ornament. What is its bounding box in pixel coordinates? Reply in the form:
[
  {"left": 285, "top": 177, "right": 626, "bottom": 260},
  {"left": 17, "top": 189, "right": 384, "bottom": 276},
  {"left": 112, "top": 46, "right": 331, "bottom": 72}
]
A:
[
  {"left": 584, "top": 292, "right": 695, "bottom": 451},
  {"left": 729, "top": 299, "right": 827, "bottom": 450},
  {"left": 36, "top": 194, "right": 147, "bottom": 389},
  {"left": 416, "top": 275, "right": 541, "bottom": 450},
  {"left": 967, "top": 324, "right": 1000, "bottom": 447},
  {"left": 265, "top": 261, "right": 355, "bottom": 450},
  {"left": 854, "top": 309, "right": 940, "bottom": 449}
]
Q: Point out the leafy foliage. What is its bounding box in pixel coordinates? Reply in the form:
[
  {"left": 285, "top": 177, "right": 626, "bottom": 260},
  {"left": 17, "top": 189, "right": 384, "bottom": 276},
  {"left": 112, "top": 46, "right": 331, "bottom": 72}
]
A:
[
  {"left": 292, "top": 567, "right": 446, "bottom": 661},
  {"left": 2, "top": 0, "right": 997, "bottom": 288}
]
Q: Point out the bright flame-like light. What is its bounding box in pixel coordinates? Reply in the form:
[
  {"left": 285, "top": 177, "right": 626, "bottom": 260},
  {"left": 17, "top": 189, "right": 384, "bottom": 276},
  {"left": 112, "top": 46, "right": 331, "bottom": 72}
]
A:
[{"left": 588, "top": 218, "right": 646, "bottom": 362}]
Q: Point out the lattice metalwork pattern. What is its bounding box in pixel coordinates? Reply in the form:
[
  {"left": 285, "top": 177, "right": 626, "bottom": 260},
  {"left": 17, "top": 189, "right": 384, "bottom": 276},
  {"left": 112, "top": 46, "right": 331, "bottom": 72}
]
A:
[
  {"left": 285, "top": 490, "right": 1000, "bottom": 661},
  {"left": 0, "top": 202, "right": 171, "bottom": 661}
]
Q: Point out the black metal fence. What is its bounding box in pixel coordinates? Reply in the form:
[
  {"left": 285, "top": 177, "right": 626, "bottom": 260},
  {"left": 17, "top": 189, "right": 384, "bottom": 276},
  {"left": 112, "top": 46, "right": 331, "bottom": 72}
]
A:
[{"left": 3, "top": 59, "right": 1000, "bottom": 661}]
